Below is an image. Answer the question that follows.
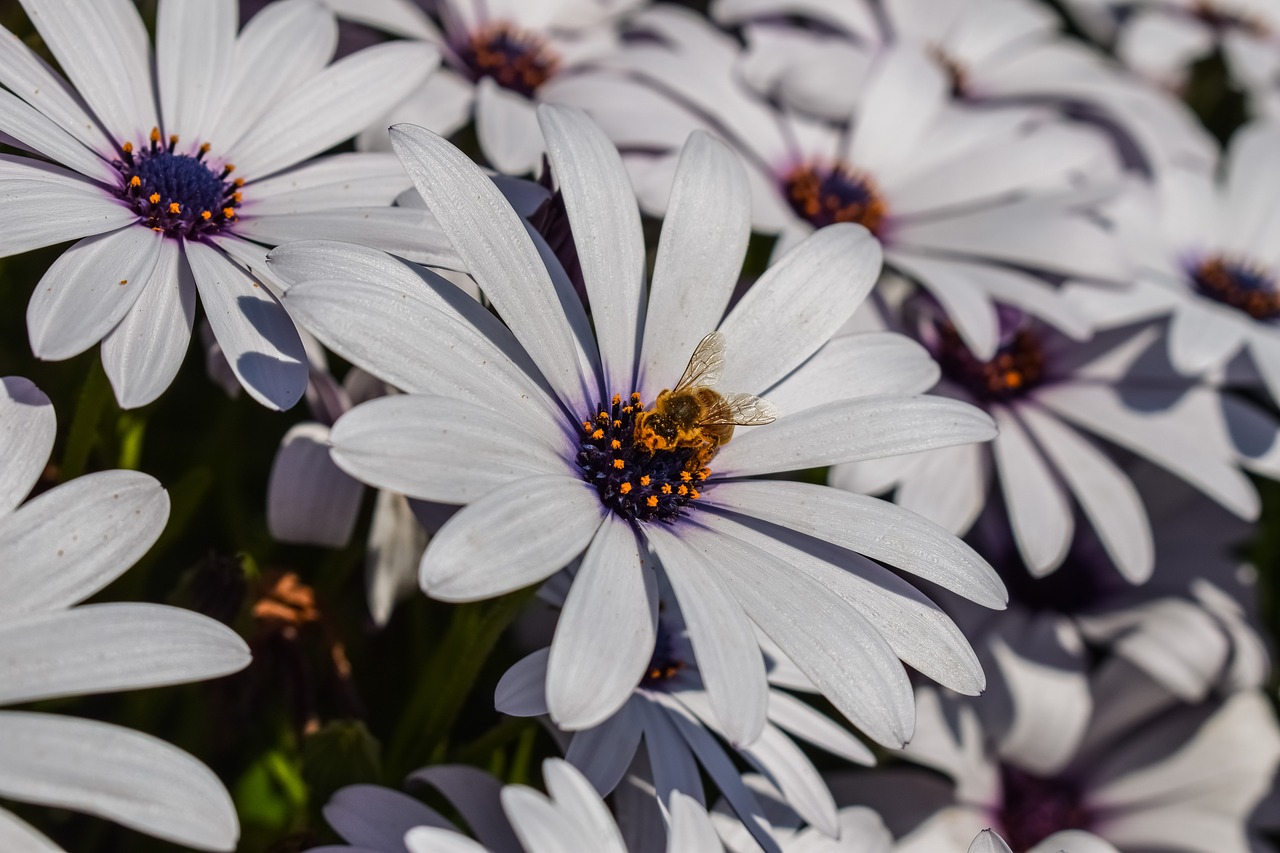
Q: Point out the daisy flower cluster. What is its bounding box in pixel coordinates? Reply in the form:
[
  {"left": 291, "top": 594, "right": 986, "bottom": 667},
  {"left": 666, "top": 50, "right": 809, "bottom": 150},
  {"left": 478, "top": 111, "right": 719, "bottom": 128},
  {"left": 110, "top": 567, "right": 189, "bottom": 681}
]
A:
[{"left": 1, "top": 0, "right": 1279, "bottom": 851}]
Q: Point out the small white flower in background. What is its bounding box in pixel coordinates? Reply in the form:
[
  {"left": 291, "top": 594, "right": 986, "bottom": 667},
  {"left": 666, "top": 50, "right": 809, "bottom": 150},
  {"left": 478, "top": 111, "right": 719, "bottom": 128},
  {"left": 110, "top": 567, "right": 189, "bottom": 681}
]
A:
[
  {"left": 266, "top": 352, "right": 428, "bottom": 627},
  {"left": 830, "top": 660, "right": 1280, "bottom": 853},
  {"left": 969, "top": 829, "right": 1015, "bottom": 853},
  {"left": 552, "top": 8, "right": 1129, "bottom": 360},
  {"left": 709, "top": 774, "right": 893, "bottom": 853},
  {"left": 269, "top": 106, "right": 1004, "bottom": 762},
  {"left": 0, "top": 377, "right": 251, "bottom": 851},
  {"left": 0, "top": 0, "right": 449, "bottom": 411},
  {"left": 320, "top": 0, "right": 647, "bottom": 174},
  {"left": 494, "top": 578, "right": 887, "bottom": 849},
  {"left": 711, "top": 0, "right": 1216, "bottom": 172},
  {"left": 837, "top": 300, "right": 1280, "bottom": 579},
  {"left": 318, "top": 758, "right": 724, "bottom": 853},
  {"left": 1073, "top": 120, "right": 1280, "bottom": 407},
  {"left": 1060, "top": 0, "right": 1280, "bottom": 105}
]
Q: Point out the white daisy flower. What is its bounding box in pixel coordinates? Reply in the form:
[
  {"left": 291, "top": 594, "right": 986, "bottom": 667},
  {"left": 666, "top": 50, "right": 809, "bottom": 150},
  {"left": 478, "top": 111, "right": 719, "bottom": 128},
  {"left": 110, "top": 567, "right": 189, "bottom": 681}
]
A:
[
  {"left": 833, "top": 664, "right": 1280, "bottom": 853},
  {"left": 494, "top": 578, "right": 901, "bottom": 848},
  {"left": 267, "top": 358, "right": 428, "bottom": 627},
  {"left": 1060, "top": 0, "right": 1280, "bottom": 101},
  {"left": 0, "top": 0, "right": 446, "bottom": 411},
  {"left": 711, "top": 0, "right": 1215, "bottom": 171},
  {"left": 319, "top": 0, "right": 646, "bottom": 174},
  {"left": 836, "top": 303, "right": 1280, "bottom": 579},
  {"left": 1071, "top": 120, "right": 1280, "bottom": 407},
  {"left": 318, "top": 758, "right": 725, "bottom": 853},
  {"left": 550, "top": 8, "right": 1129, "bottom": 359},
  {"left": 268, "top": 106, "right": 1003, "bottom": 753},
  {"left": 0, "top": 377, "right": 251, "bottom": 851},
  {"left": 709, "top": 774, "right": 894, "bottom": 853}
]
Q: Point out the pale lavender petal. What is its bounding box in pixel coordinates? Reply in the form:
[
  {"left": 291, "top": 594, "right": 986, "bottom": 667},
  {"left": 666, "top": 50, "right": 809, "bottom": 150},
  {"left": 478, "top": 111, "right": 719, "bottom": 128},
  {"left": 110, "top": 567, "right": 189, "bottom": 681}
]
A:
[
  {"left": 565, "top": 705, "right": 644, "bottom": 796},
  {"left": 325, "top": 784, "right": 450, "bottom": 851},
  {"left": 495, "top": 649, "right": 551, "bottom": 717},
  {"left": 991, "top": 406, "right": 1073, "bottom": 576},
  {"left": 0, "top": 376, "right": 54, "bottom": 516},
  {"left": 0, "top": 87, "right": 114, "bottom": 182},
  {"left": 410, "top": 765, "right": 523, "bottom": 853},
  {"left": 365, "top": 490, "right": 429, "bottom": 627},
  {"left": 763, "top": 333, "right": 940, "bottom": 414},
  {"left": 267, "top": 422, "right": 363, "bottom": 548},
  {"left": 667, "top": 791, "right": 723, "bottom": 853},
  {"left": 969, "top": 829, "right": 1014, "bottom": 853}
]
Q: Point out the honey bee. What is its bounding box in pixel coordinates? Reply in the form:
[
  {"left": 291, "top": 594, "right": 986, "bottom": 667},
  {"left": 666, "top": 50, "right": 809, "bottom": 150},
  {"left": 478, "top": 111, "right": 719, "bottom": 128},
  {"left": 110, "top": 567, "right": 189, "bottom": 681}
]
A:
[{"left": 635, "top": 331, "right": 778, "bottom": 467}]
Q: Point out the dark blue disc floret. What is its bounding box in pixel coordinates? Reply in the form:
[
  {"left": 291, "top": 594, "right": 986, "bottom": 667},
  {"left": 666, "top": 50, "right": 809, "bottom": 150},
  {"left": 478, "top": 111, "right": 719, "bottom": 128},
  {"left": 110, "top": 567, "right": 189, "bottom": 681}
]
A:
[
  {"left": 113, "top": 129, "right": 243, "bottom": 239},
  {"left": 1192, "top": 255, "right": 1280, "bottom": 320},
  {"left": 576, "top": 393, "right": 708, "bottom": 524}
]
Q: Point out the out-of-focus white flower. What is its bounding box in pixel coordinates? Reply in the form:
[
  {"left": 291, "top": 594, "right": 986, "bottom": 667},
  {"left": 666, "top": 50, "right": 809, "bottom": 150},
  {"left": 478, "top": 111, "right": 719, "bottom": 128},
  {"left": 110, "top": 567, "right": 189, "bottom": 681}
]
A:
[
  {"left": 969, "top": 829, "right": 1015, "bottom": 853},
  {"left": 0, "top": 377, "right": 251, "bottom": 851},
  {"left": 1073, "top": 121, "right": 1280, "bottom": 408},
  {"left": 838, "top": 296, "right": 1280, "bottom": 579},
  {"left": 0, "top": 0, "right": 448, "bottom": 410},
  {"left": 1061, "top": 0, "right": 1280, "bottom": 102},
  {"left": 321, "top": 0, "right": 646, "bottom": 174},
  {"left": 317, "top": 758, "right": 724, "bottom": 853},
  {"left": 710, "top": 774, "right": 893, "bottom": 853},
  {"left": 551, "top": 7, "right": 1129, "bottom": 360},
  {"left": 711, "top": 0, "right": 1215, "bottom": 171},
  {"left": 270, "top": 107, "right": 1003, "bottom": 757},
  {"left": 830, "top": 661, "right": 1280, "bottom": 853}
]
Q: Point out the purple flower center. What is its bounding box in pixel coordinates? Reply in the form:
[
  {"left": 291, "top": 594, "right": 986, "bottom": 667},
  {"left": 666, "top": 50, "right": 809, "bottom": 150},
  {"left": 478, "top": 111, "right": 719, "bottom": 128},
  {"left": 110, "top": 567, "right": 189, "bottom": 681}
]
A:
[
  {"left": 781, "top": 162, "right": 887, "bottom": 235},
  {"left": 1191, "top": 256, "right": 1280, "bottom": 320},
  {"left": 576, "top": 394, "right": 709, "bottom": 523},
  {"left": 998, "top": 765, "right": 1092, "bottom": 852},
  {"left": 935, "top": 322, "right": 1046, "bottom": 403},
  {"left": 457, "top": 22, "right": 559, "bottom": 97},
  {"left": 113, "top": 130, "right": 242, "bottom": 239}
]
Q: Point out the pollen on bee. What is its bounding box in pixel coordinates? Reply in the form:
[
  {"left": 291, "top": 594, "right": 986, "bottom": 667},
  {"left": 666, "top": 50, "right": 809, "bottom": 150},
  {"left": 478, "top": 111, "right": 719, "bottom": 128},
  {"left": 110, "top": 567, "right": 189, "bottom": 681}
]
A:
[
  {"left": 640, "top": 475, "right": 651, "bottom": 486},
  {"left": 647, "top": 496, "right": 659, "bottom": 508},
  {"left": 612, "top": 459, "right": 624, "bottom": 470},
  {"left": 620, "top": 482, "right": 632, "bottom": 494}
]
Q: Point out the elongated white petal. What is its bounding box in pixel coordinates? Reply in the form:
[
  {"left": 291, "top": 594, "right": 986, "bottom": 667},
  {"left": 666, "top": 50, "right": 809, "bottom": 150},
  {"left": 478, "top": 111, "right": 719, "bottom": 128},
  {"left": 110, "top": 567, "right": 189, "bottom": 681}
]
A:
[
  {"left": 641, "top": 700, "right": 705, "bottom": 808},
  {"left": 389, "top": 123, "right": 600, "bottom": 415},
  {"left": 667, "top": 791, "right": 722, "bottom": 853},
  {"left": 0, "top": 711, "right": 238, "bottom": 851},
  {"left": 0, "top": 808, "right": 60, "bottom": 851},
  {"left": 846, "top": 47, "right": 948, "bottom": 177},
  {"left": 244, "top": 153, "right": 414, "bottom": 215},
  {"left": 0, "top": 603, "right": 249, "bottom": 704},
  {"left": 421, "top": 477, "right": 604, "bottom": 602},
  {"left": 764, "top": 332, "right": 940, "bottom": 413},
  {"left": 890, "top": 442, "right": 989, "bottom": 536},
  {"left": 969, "top": 829, "right": 1014, "bottom": 853},
  {"left": 565, "top": 706, "right": 644, "bottom": 796},
  {"left": 27, "top": 226, "right": 162, "bottom": 360},
  {"left": 0, "top": 376, "right": 53, "bottom": 516},
  {"left": 702, "top": 479, "right": 1005, "bottom": 607},
  {"left": 741, "top": 723, "right": 838, "bottom": 837},
  {"left": 0, "top": 87, "right": 114, "bottom": 182},
  {"left": 646, "top": 525, "right": 769, "bottom": 746},
  {"left": 0, "top": 25, "right": 113, "bottom": 154},
  {"left": 18, "top": 0, "right": 156, "bottom": 140},
  {"left": 475, "top": 79, "right": 545, "bottom": 176},
  {"left": 548, "top": 516, "right": 654, "bottom": 730},
  {"left": 539, "top": 105, "right": 646, "bottom": 393},
  {"left": 0, "top": 471, "right": 167, "bottom": 617},
  {"left": 767, "top": 691, "right": 875, "bottom": 766},
  {"left": 718, "top": 224, "right": 882, "bottom": 393},
  {"left": 237, "top": 208, "right": 459, "bottom": 268},
  {"left": 991, "top": 406, "right": 1073, "bottom": 576},
  {"left": 0, "top": 173, "right": 136, "bottom": 256},
  {"left": 1019, "top": 404, "right": 1153, "bottom": 582},
  {"left": 640, "top": 132, "right": 751, "bottom": 399},
  {"left": 405, "top": 828, "right": 487, "bottom": 853},
  {"left": 268, "top": 422, "right": 362, "bottom": 547},
  {"left": 157, "top": 0, "right": 234, "bottom": 143},
  {"left": 713, "top": 395, "right": 996, "bottom": 477},
  {"left": 889, "top": 251, "right": 1001, "bottom": 360},
  {"left": 185, "top": 241, "right": 307, "bottom": 411},
  {"left": 331, "top": 395, "right": 572, "bottom": 504},
  {"left": 410, "top": 764, "right": 523, "bottom": 853},
  {"left": 1167, "top": 300, "right": 1248, "bottom": 374},
  {"left": 496, "top": 649, "right": 551, "bottom": 717},
  {"left": 365, "top": 490, "right": 428, "bottom": 627},
  {"left": 541, "top": 759, "right": 628, "bottom": 852},
  {"left": 1028, "top": 830, "right": 1118, "bottom": 853},
  {"left": 325, "top": 784, "right": 451, "bottom": 849},
  {"left": 228, "top": 42, "right": 438, "bottom": 180}
]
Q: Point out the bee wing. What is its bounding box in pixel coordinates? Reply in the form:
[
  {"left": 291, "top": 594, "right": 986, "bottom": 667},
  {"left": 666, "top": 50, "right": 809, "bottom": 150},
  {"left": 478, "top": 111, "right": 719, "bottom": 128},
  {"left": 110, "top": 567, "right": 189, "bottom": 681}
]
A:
[
  {"left": 701, "top": 393, "right": 779, "bottom": 426},
  {"left": 674, "top": 331, "right": 726, "bottom": 392}
]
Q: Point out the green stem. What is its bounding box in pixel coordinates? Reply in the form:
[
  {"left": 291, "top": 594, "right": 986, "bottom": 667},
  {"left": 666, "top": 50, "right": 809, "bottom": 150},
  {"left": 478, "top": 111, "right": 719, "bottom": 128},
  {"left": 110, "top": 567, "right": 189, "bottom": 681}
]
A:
[{"left": 60, "top": 359, "right": 114, "bottom": 481}]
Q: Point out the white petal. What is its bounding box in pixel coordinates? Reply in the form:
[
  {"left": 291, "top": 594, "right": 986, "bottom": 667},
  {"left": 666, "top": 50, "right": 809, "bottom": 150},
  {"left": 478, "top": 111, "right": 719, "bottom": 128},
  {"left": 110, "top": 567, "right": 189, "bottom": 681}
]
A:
[
  {"left": 893, "top": 442, "right": 989, "bottom": 536},
  {"left": 1028, "top": 830, "right": 1118, "bottom": 853},
  {"left": 678, "top": 522, "right": 914, "bottom": 748},
  {"left": 496, "top": 649, "right": 551, "bottom": 717},
  {"left": 185, "top": 240, "right": 307, "bottom": 411},
  {"left": 330, "top": 395, "right": 572, "bottom": 503},
  {"left": 321, "top": 0, "right": 441, "bottom": 40},
  {"left": 846, "top": 47, "right": 949, "bottom": 177},
  {"left": 0, "top": 376, "right": 54, "bottom": 516},
  {"left": 156, "top": 0, "right": 234, "bottom": 143},
  {"left": 244, "top": 153, "right": 414, "bottom": 215},
  {"left": 405, "top": 828, "right": 487, "bottom": 853},
  {"left": 541, "top": 759, "right": 628, "bottom": 852},
  {"left": 1224, "top": 120, "right": 1280, "bottom": 259},
  {"left": 888, "top": 251, "right": 1001, "bottom": 360},
  {"left": 667, "top": 791, "right": 722, "bottom": 853},
  {"left": 990, "top": 406, "right": 1073, "bottom": 576},
  {"left": 324, "top": 784, "right": 451, "bottom": 849},
  {"left": 365, "top": 490, "right": 429, "bottom": 627},
  {"left": 267, "top": 422, "right": 363, "bottom": 548},
  {"left": 210, "top": 0, "right": 338, "bottom": 152},
  {"left": 0, "top": 470, "right": 167, "bottom": 617},
  {"left": 0, "top": 25, "right": 114, "bottom": 154},
  {"left": 27, "top": 226, "right": 162, "bottom": 360},
  {"left": 547, "top": 516, "right": 655, "bottom": 730},
  {"left": 389, "top": 123, "right": 600, "bottom": 414},
  {"left": 762, "top": 332, "right": 940, "bottom": 414},
  {"left": 18, "top": 0, "right": 156, "bottom": 140},
  {"left": 0, "top": 87, "right": 114, "bottom": 182},
  {"left": 356, "top": 69, "right": 475, "bottom": 152},
  {"left": 100, "top": 238, "right": 194, "bottom": 409},
  {"left": 712, "top": 395, "right": 996, "bottom": 477},
  {"left": 1167, "top": 299, "right": 1248, "bottom": 374},
  {"left": 641, "top": 702, "right": 706, "bottom": 809},
  {"left": 567, "top": 713, "right": 645, "bottom": 802},
  {"left": 501, "top": 781, "right": 617, "bottom": 853},
  {"left": 646, "top": 524, "right": 769, "bottom": 746},
  {"left": 421, "top": 476, "right": 604, "bottom": 602},
  {"left": 1116, "top": 9, "right": 1212, "bottom": 86},
  {"left": 1019, "top": 404, "right": 1153, "bottom": 582},
  {"left": 969, "top": 829, "right": 1013, "bottom": 853},
  {"left": 740, "top": 723, "right": 838, "bottom": 837},
  {"left": 640, "top": 132, "right": 751, "bottom": 400},
  {"left": 767, "top": 691, "right": 875, "bottom": 766},
  {"left": 475, "top": 79, "right": 545, "bottom": 176},
  {"left": 699, "top": 480, "right": 1005, "bottom": 608},
  {"left": 0, "top": 169, "right": 137, "bottom": 255},
  {"left": 0, "top": 603, "right": 249, "bottom": 704},
  {"left": 0, "top": 808, "right": 60, "bottom": 851},
  {"left": 0, "top": 711, "right": 238, "bottom": 851},
  {"left": 237, "top": 208, "right": 459, "bottom": 268},
  {"left": 409, "top": 764, "right": 523, "bottom": 853},
  {"left": 717, "top": 224, "right": 882, "bottom": 393},
  {"left": 227, "top": 42, "right": 439, "bottom": 180}
]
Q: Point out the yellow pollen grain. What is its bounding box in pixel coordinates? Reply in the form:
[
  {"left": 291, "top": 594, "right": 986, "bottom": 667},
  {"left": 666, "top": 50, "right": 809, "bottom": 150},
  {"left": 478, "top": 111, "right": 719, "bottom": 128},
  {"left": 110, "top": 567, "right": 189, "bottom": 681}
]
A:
[
  {"left": 118, "top": 279, "right": 127, "bottom": 285},
  {"left": 148, "top": 192, "right": 160, "bottom": 204},
  {"left": 612, "top": 393, "right": 621, "bottom": 405},
  {"left": 222, "top": 207, "right": 236, "bottom": 218},
  {"left": 583, "top": 421, "right": 593, "bottom": 431},
  {"left": 620, "top": 482, "right": 632, "bottom": 494},
  {"left": 690, "top": 489, "right": 700, "bottom": 499},
  {"left": 199, "top": 142, "right": 211, "bottom": 153},
  {"left": 647, "top": 496, "right": 659, "bottom": 508},
  {"left": 640, "top": 475, "right": 651, "bottom": 486},
  {"left": 679, "top": 471, "right": 692, "bottom": 482},
  {"left": 661, "top": 484, "right": 672, "bottom": 494},
  {"left": 677, "top": 485, "right": 688, "bottom": 496},
  {"left": 201, "top": 210, "right": 212, "bottom": 220},
  {"left": 613, "top": 420, "right": 622, "bottom": 428},
  {"left": 121, "top": 141, "right": 133, "bottom": 153},
  {"left": 149, "top": 127, "right": 160, "bottom": 142},
  {"left": 168, "top": 202, "right": 181, "bottom": 214},
  {"left": 232, "top": 191, "right": 243, "bottom": 203},
  {"left": 169, "top": 134, "right": 179, "bottom": 146},
  {"left": 612, "top": 459, "right": 624, "bottom": 470},
  {"left": 233, "top": 178, "right": 244, "bottom": 187},
  {"left": 591, "top": 429, "right": 604, "bottom": 440},
  {"left": 622, "top": 406, "right": 633, "bottom": 414},
  {"left": 224, "top": 163, "right": 235, "bottom": 173},
  {"left": 631, "top": 392, "right": 641, "bottom": 401},
  {"left": 611, "top": 439, "right": 621, "bottom": 449},
  {"left": 599, "top": 411, "right": 609, "bottom": 420},
  {"left": 129, "top": 176, "right": 140, "bottom": 187}
]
